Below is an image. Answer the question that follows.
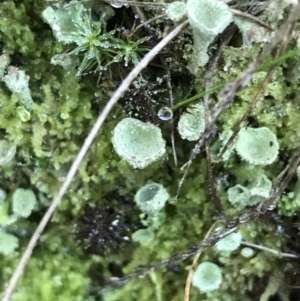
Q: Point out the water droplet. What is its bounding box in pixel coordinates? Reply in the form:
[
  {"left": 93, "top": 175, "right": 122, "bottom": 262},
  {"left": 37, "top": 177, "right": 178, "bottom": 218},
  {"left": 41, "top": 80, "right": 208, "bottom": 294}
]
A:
[{"left": 157, "top": 107, "right": 173, "bottom": 121}]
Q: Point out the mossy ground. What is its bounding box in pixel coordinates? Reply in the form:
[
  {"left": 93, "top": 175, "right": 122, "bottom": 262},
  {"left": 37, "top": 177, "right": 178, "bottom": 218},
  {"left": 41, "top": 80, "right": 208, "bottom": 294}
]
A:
[{"left": 1, "top": 1, "right": 300, "bottom": 301}]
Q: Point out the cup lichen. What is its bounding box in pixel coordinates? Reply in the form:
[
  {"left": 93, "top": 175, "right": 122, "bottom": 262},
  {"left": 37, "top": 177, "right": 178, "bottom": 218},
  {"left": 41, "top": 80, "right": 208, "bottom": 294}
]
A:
[
  {"left": 235, "top": 127, "right": 279, "bottom": 165},
  {"left": 192, "top": 261, "right": 223, "bottom": 292},
  {"left": 134, "top": 183, "right": 170, "bottom": 215},
  {"left": 0, "top": 139, "right": 16, "bottom": 166},
  {"left": 112, "top": 118, "right": 166, "bottom": 169}
]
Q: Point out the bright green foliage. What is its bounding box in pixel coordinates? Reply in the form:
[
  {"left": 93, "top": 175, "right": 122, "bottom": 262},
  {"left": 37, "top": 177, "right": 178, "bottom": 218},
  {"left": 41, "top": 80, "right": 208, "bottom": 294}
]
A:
[
  {"left": 12, "top": 188, "right": 37, "bottom": 218},
  {"left": 112, "top": 118, "right": 166, "bottom": 169},
  {"left": 0, "top": 201, "right": 11, "bottom": 226},
  {"left": 278, "top": 166, "right": 300, "bottom": 215},
  {"left": 166, "top": 1, "right": 186, "bottom": 23},
  {"left": 0, "top": 231, "right": 19, "bottom": 255},
  {"left": 259, "top": 273, "right": 283, "bottom": 301},
  {"left": 215, "top": 230, "right": 242, "bottom": 252},
  {"left": 177, "top": 102, "right": 205, "bottom": 141},
  {"left": 192, "top": 262, "right": 222, "bottom": 292},
  {"left": 8, "top": 252, "right": 92, "bottom": 301},
  {"left": 42, "top": 3, "right": 148, "bottom": 75},
  {"left": 0, "top": 139, "right": 16, "bottom": 166},
  {"left": 235, "top": 127, "right": 279, "bottom": 165},
  {"left": 278, "top": 190, "right": 300, "bottom": 216},
  {"left": 134, "top": 183, "right": 170, "bottom": 215}
]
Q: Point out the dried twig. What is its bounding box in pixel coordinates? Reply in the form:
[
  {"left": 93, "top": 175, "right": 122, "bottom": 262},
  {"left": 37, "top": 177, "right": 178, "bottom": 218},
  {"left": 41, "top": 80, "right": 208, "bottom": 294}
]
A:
[{"left": 241, "top": 241, "right": 300, "bottom": 259}]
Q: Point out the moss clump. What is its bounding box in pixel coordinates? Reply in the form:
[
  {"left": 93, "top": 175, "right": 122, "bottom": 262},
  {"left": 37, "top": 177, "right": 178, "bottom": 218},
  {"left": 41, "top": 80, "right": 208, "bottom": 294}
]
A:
[
  {"left": 0, "top": 231, "right": 19, "bottom": 255},
  {"left": 7, "top": 252, "right": 92, "bottom": 301}
]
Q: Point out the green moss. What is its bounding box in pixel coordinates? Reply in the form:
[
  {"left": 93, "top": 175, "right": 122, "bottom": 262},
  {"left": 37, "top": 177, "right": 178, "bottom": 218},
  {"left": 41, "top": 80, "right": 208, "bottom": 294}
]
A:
[
  {"left": 0, "top": 1, "right": 299, "bottom": 301},
  {"left": 8, "top": 252, "right": 92, "bottom": 301},
  {"left": 0, "top": 2, "right": 36, "bottom": 56}
]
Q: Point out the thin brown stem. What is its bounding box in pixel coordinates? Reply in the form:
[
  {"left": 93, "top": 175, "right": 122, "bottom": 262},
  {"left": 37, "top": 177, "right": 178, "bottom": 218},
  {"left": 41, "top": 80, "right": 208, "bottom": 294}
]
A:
[
  {"left": 184, "top": 221, "right": 220, "bottom": 301},
  {"left": 230, "top": 8, "right": 273, "bottom": 31}
]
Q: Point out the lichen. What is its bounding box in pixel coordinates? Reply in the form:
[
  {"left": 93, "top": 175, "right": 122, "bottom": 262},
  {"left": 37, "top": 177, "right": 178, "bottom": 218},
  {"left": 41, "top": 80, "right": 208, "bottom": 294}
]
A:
[
  {"left": 12, "top": 188, "right": 37, "bottom": 218},
  {"left": 166, "top": 1, "right": 186, "bottom": 23},
  {"left": 186, "top": 0, "right": 232, "bottom": 67},
  {"left": 215, "top": 230, "right": 242, "bottom": 253},
  {"left": 112, "top": 118, "right": 166, "bottom": 169},
  {"left": 134, "top": 183, "right": 170, "bottom": 215},
  {"left": 192, "top": 262, "right": 223, "bottom": 292},
  {"left": 235, "top": 127, "right": 279, "bottom": 165},
  {"left": 0, "top": 1, "right": 299, "bottom": 301},
  {"left": 177, "top": 102, "right": 205, "bottom": 141},
  {"left": 0, "top": 231, "right": 19, "bottom": 255}
]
